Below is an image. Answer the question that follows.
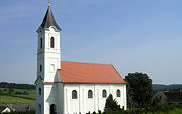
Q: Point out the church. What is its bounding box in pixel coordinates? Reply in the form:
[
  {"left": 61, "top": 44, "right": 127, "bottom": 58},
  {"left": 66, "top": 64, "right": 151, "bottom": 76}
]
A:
[{"left": 35, "top": 3, "right": 127, "bottom": 114}]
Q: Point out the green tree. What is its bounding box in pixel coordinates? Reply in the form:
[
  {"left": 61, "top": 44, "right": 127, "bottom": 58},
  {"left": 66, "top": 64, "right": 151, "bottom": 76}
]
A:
[
  {"left": 23, "top": 91, "right": 29, "bottom": 95},
  {"left": 104, "top": 94, "right": 122, "bottom": 114},
  {"left": 0, "top": 89, "right": 2, "bottom": 95},
  {"left": 8, "top": 88, "right": 14, "bottom": 94},
  {"left": 125, "top": 72, "right": 153, "bottom": 108}
]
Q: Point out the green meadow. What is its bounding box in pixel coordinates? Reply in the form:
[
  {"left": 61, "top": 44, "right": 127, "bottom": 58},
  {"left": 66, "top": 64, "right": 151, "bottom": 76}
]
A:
[{"left": 0, "top": 88, "right": 35, "bottom": 103}]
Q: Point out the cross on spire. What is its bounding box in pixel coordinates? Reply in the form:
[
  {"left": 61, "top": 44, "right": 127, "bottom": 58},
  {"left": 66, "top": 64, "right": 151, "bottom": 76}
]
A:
[{"left": 48, "top": 0, "right": 50, "bottom": 7}]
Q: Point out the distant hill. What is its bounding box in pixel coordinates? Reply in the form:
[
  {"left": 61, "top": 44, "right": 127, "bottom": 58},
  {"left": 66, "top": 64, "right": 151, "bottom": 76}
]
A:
[
  {"left": 0, "top": 82, "right": 35, "bottom": 89},
  {"left": 153, "top": 84, "right": 182, "bottom": 90}
]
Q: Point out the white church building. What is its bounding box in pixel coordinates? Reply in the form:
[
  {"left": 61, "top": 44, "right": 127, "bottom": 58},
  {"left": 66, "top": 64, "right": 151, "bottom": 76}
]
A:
[{"left": 35, "top": 3, "right": 127, "bottom": 114}]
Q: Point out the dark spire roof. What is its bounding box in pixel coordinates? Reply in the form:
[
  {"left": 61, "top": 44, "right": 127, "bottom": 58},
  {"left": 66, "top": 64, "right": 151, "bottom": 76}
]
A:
[{"left": 40, "top": 7, "right": 62, "bottom": 31}]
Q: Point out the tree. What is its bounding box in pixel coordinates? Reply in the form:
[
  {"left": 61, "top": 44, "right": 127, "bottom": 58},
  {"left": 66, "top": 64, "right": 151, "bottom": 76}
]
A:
[
  {"left": 0, "top": 90, "right": 2, "bottom": 95},
  {"left": 104, "top": 94, "right": 122, "bottom": 114},
  {"left": 8, "top": 88, "right": 14, "bottom": 94},
  {"left": 23, "top": 91, "right": 29, "bottom": 95},
  {"left": 125, "top": 72, "right": 153, "bottom": 108}
]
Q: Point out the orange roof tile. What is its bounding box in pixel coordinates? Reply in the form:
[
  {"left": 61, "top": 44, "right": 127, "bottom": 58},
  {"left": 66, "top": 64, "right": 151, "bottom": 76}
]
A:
[{"left": 58, "top": 61, "right": 126, "bottom": 84}]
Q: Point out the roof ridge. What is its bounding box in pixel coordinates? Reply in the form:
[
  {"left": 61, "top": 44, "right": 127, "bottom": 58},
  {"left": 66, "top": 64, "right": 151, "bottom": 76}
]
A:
[
  {"left": 111, "top": 65, "right": 126, "bottom": 84},
  {"left": 61, "top": 61, "right": 112, "bottom": 65}
]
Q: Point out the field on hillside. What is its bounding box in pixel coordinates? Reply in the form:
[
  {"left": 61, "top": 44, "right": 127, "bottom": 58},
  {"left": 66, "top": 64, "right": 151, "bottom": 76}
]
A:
[{"left": 0, "top": 88, "right": 35, "bottom": 103}]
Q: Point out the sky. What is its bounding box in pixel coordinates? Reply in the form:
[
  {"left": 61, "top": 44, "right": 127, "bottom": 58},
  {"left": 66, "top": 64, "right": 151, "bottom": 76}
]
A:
[{"left": 0, "top": 0, "right": 182, "bottom": 84}]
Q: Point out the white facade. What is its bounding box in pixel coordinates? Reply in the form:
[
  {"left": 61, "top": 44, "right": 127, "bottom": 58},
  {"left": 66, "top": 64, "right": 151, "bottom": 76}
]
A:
[
  {"left": 37, "top": 26, "right": 61, "bottom": 82},
  {"left": 35, "top": 6, "right": 127, "bottom": 114},
  {"left": 62, "top": 83, "right": 126, "bottom": 114},
  {"left": 35, "top": 78, "right": 127, "bottom": 114},
  {"left": 36, "top": 25, "right": 62, "bottom": 114}
]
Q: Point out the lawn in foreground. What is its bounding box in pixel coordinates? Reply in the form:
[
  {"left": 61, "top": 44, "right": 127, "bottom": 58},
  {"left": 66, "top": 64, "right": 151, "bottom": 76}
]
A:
[{"left": 146, "top": 108, "right": 182, "bottom": 114}]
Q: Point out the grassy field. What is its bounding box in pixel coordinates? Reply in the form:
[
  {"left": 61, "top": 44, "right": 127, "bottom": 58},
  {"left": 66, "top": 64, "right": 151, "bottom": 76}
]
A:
[{"left": 0, "top": 88, "right": 35, "bottom": 103}]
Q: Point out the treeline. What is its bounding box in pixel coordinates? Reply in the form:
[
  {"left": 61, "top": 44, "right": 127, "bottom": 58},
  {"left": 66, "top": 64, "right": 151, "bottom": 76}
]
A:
[
  {"left": 0, "top": 82, "right": 35, "bottom": 89},
  {"left": 153, "top": 84, "right": 182, "bottom": 90}
]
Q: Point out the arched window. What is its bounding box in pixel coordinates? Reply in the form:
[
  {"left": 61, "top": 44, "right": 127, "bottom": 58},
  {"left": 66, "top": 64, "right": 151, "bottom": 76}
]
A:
[
  {"left": 40, "top": 38, "right": 42, "bottom": 49},
  {"left": 88, "top": 90, "right": 93, "bottom": 98},
  {"left": 40, "top": 65, "right": 42, "bottom": 72},
  {"left": 50, "top": 37, "right": 54, "bottom": 48},
  {"left": 72, "top": 90, "right": 77, "bottom": 99},
  {"left": 102, "top": 89, "right": 107, "bottom": 98},
  {"left": 117, "top": 89, "right": 120, "bottom": 97},
  {"left": 39, "top": 88, "right": 41, "bottom": 95},
  {"left": 38, "top": 104, "right": 41, "bottom": 114}
]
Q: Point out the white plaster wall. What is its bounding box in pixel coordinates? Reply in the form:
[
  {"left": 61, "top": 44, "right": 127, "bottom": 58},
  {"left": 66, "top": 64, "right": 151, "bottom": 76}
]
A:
[
  {"left": 43, "top": 83, "right": 58, "bottom": 114},
  {"left": 57, "top": 83, "right": 64, "bottom": 114},
  {"left": 37, "top": 27, "right": 61, "bottom": 82},
  {"left": 63, "top": 83, "right": 126, "bottom": 114},
  {"left": 2, "top": 108, "right": 11, "bottom": 113},
  {"left": 35, "top": 82, "right": 44, "bottom": 114},
  {"left": 43, "top": 27, "right": 61, "bottom": 82},
  {"left": 37, "top": 57, "right": 44, "bottom": 79}
]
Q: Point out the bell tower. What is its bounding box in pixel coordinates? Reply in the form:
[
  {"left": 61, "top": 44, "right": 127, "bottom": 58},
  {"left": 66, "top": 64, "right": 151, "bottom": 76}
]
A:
[
  {"left": 35, "top": 2, "right": 62, "bottom": 114},
  {"left": 37, "top": 3, "right": 62, "bottom": 82}
]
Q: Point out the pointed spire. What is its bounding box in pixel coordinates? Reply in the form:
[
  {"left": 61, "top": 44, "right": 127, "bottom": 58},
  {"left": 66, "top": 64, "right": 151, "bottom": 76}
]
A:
[{"left": 39, "top": 2, "right": 62, "bottom": 31}]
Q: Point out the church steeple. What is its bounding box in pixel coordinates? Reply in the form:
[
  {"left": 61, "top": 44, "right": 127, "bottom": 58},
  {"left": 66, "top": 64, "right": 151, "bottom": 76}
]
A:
[
  {"left": 35, "top": 2, "right": 62, "bottom": 114},
  {"left": 36, "top": 2, "right": 61, "bottom": 81},
  {"left": 39, "top": 4, "right": 62, "bottom": 31}
]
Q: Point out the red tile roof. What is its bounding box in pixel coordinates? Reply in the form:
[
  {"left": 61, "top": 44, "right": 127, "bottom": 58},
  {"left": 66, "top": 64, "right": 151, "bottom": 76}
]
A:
[
  {"left": 160, "top": 91, "right": 182, "bottom": 103},
  {"left": 58, "top": 61, "right": 126, "bottom": 84}
]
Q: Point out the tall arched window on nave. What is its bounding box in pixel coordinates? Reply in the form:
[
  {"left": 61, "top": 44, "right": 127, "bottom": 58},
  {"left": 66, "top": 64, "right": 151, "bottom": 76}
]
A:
[
  {"left": 50, "top": 37, "right": 54, "bottom": 48},
  {"left": 102, "top": 89, "right": 107, "bottom": 98},
  {"left": 72, "top": 90, "right": 77, "bottom": 99},
  {"left": 88, "top": 90, "right": 93, "bottom": 98},
  {"left": 117, "top": 89, "right": 120, "bottom": 97}
]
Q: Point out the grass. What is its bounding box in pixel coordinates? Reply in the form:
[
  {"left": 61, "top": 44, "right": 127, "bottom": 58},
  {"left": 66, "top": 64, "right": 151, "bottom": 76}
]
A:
[
  {"left": 0, "top": 88, "right": 35, "bottom": 103},
  {"left": 147, "top": 108, "right": 182, "bottom": 114},
  {"left": 0, "top": 95, "right": 35, "bottom": 103}
]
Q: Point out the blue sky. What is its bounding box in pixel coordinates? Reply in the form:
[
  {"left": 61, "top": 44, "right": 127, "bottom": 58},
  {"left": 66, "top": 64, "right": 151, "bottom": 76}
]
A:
[{"left": 0, "top": 0, "right": 182, "bottom": 84}]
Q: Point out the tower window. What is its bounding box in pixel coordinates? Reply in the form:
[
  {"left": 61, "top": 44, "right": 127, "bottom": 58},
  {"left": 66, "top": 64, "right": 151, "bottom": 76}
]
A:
[
  {"left": 102, "top": 89, "right": 107, "bottom": 98},
  {"left": 40, "top": 65, "right": 42, "bottom": 72},
  {"left": 72, "top": 90, "right": 77, "bottom": 99},
  {"left": 38, "top": 104, "right": 41, "bottom": 114},
  {"left": 116, "top": 89, "right": 120, "bottom": 97},
  {"left": 88, "top": 90, "right": 93, "bottom": 98},
  {"left": 50, "top": 64, "right": 55, "bottom": 72},
  {"left": 40, "top": 38, "right": 42, "bottom": 49},
  {"left": 50, "top": 37, "right": 54, "bottom": 48},
  {"left": 39, "top": 88, "right": 41, "bottom": 95}
]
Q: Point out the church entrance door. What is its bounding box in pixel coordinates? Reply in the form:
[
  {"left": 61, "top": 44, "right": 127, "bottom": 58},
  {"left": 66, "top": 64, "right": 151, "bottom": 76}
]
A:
[{"left": 50, "top": 104, "right": 56, "bottom": 114}]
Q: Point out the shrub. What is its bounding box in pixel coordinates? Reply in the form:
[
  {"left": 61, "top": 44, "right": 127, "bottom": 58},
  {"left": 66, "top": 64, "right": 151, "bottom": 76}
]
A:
[
  {"left": 15, "top": 91, "right": 22, "bottom": 94},
  {"left": 104, "top": 94, "right": 123, "bottom": 114}
]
